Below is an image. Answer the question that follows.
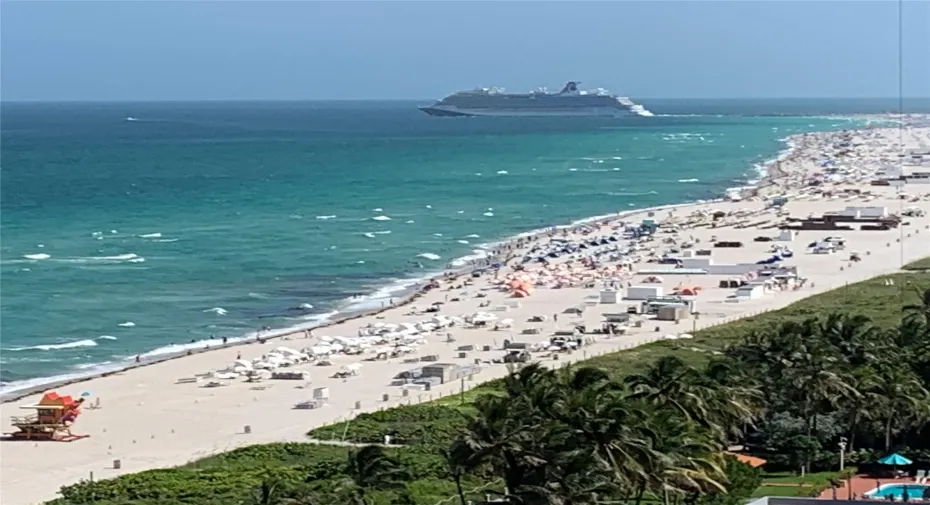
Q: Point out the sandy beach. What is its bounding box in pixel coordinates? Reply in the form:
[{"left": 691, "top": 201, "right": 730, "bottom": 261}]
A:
[{"left": 3, "top": 121, "right": 930, "bottom": 505}]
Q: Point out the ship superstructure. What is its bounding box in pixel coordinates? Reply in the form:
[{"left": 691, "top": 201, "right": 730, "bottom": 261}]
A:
[{"left": 420, "top": 81, "right": 653, "bottom": 117}]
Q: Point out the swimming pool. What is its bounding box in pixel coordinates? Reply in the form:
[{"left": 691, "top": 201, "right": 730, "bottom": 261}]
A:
[{"left": 866, "top": 484, "right": 930, "bottom": 500}]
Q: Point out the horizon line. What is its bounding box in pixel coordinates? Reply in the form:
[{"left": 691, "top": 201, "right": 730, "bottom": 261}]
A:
[{"left": 3, "top": 96, "right": 930, "bottom": 105}]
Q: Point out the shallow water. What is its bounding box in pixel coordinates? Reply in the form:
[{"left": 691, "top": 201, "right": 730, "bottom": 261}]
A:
[{"left": 0, "top": 100, "right": 866, "bottom": 391}]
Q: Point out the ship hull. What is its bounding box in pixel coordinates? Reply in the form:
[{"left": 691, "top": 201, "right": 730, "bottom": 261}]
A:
[{"left": 419, "top": 105, "right": 636, "bottom": 118}]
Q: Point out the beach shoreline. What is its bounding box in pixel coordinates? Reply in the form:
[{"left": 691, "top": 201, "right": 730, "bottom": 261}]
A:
[
  {"left": 0, "top": 198, "right": 712, "bottom": 404},
  {"left": 0, "top": 116, "right": 890, "bottom": 403}
]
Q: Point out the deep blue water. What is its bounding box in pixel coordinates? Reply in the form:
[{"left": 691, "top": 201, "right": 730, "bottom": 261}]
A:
[{"left": 3, "top": 98, "right": 914, "bottom": 392}]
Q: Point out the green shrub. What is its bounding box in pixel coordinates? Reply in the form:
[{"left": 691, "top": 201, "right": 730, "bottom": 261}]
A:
[{"left": 307, "top": 404, "right": 470, "bottom": 446}]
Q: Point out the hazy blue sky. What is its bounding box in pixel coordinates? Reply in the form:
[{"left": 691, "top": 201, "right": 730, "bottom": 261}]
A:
[{"left": 2, "top": 1, "right": 928, "bottom": 101}]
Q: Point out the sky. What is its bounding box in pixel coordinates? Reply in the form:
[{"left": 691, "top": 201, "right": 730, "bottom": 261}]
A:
[{"left": 1, "top": 1, "right": 929, "bottom": 101}]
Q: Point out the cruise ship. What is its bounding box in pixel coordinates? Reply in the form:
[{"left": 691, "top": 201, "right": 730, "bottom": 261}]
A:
[{"left": 420, "top": 81, "right": 653, "bottom": 118}]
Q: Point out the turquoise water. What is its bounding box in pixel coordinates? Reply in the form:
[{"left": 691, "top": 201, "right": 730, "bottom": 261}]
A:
[
  {"left": 0, "top": 100, "right": 866, "bottom": 393},
  {"left": 868, "top": 484, "right": 930, "bottom": 500}
]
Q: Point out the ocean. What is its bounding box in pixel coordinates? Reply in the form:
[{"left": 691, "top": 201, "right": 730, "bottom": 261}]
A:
[{"left": 2, "top": 98, "right": 923, "bottom": 394}]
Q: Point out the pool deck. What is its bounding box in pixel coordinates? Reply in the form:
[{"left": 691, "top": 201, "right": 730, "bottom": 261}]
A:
[{"left": 819, "top": 476, "right": 918, "bottom": 500}]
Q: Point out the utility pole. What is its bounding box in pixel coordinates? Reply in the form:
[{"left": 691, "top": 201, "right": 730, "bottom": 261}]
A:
[{"left": 839, "top": 437, "right": 848, "bottom": 471}]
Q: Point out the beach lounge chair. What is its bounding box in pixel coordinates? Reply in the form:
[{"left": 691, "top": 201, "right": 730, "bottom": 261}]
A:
[{"left": 917, "top": 469, "right": 927, "bottom": 484}]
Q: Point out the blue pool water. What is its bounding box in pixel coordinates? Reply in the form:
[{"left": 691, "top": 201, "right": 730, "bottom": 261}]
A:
[{"left": 867, "top": 484, "right": 930, "bottom": 500}]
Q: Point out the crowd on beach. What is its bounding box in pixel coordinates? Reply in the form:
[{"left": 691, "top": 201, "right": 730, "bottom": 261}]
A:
[{"left": 3, "top": 118, "right": 930, "bottom": 505}]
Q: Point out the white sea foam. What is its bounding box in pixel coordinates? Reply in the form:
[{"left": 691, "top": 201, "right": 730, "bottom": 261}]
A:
[
  {"left": 372, "top": 215, "right": 391, "bottom": 221},
  {"left": 457, "top": 240, "right": 470, "bottom": 244},
  {"left": 139, "top": 338, "right": 246, "bottom": 360},
  {"left": 23, "top": 253, "right": 50, "bottom": 260},
  {"left": 373, "top": 208, "right": 383, "bottom": 212},
  {"left": 300, "top": 310, "right": 339, "bottom": 321},
  {"left": 606, "top": 190, "right": 659, "bottom": 197},
  {"left": 103, "top": 253, "right": 138, "bottom": 260},
  {"left": 374, "top": 230, "right": 391, "bottom": 235},
  {"left": 405, "top": 220, "right": 415, "bottom": 224},
  {"left": 75, "top": 361, "right": 113, "bottom": 370},
  {"left": 154, "top": 238, "right": 179, "bottom": 243},
  {"left": 139, "top": 233, "right": 162, "bottom": 238},
  {"left": 482, "top": 212, "right": 494, "bottom": 217},
  {"left": 203, "top": 307, "right": 228, "bottom": 316},
  {"left": 449, "top": 248, "right": 492, "bottom": 267},
  {"left": 298, "top": 303, "right": 314, "bottom": 310},
  {"left": 678, "top": 178, "right": 700, "bottom": 183},
  {"left": 417, "top": 252, "right": 441, "bottom": 260},
  {"left": 1, "top": 368, "right": 119, "bottom": 396},
  {"left": 128, "top": 257, "right": 146, "bottom": 263},
  {"left": 363, "top": 232, "right": 376, "bottom": 238},
  {"left": 98, "top": 335, "right": 118, "bottom": 340},
  {"left": 457, "top": 210, "right": 465, "bottom": 214},
  {"left": 465, "top": 234, "right": 480, "bottom": 238},
  {"left": 342, "top": 278, "right": 425, "bottom": 312},
  {"left": 118, "top": 321, "right": 136, "bottom": 327},
  {"left": 315, "top": 215, "right": 337, "bottom": 220},
  {"left": 433, "top": 233, "right": 443, "bottom": 237},
  {"left": 7, "top": 339, "right": 98, "bottom": 352},
  {"left": 496, "top": 170, "right": 508, "bottom": 175},
  {"left": 60, "top": 253, "right": 141, "bottom": 263}
]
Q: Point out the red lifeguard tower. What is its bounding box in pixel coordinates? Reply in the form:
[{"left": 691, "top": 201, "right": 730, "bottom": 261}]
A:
[{"left": 7, "top": 392, "right": 89, "bottom": 442}]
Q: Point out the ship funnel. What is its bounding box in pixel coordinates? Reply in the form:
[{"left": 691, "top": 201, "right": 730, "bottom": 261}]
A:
[{"left": 559, "top": 81, "right": 580, "bottom": 94}]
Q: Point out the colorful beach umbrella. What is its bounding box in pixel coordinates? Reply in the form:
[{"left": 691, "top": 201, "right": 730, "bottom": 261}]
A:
[{"left": 878, "top": 453, "right": 913, "bottom": 466}]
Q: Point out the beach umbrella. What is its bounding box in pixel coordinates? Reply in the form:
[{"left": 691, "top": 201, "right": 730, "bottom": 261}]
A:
[
  {"left": 878, "top": 453, "right": 912, "bottom": 466},
  {"left": 878, "top": 453, "right": 912, "bottom": 475}
]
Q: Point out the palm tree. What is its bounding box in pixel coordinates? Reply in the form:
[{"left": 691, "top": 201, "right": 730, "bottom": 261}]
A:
[
  {"left": 343, "top": 445, "right": 411, "bottom": 505},
  {"left": 645, "top": 411, "right": 728, "bottom": 505},
  {"left": 903, "top": 287, "right": 930, "bottom": 327},
  {"left": 248, "top": 478, "right": 288, "bottom": 505},
  {"left": 540, "top": 368, "right": 658, "bottom": 501},
  {"left": 455, "top": 364, "right": 557, "bottom": 503},
  {"left": 700, "top": 360, "right": 761, "bottom": 443},
  {"left": 442, "top": 440, "right": 479, "bottom": 505},
  {"left": 815, "top": 313, "right": 882, "bottom": 367},
  {"left": 838, "top": 366, "right": 883, "bottom": 451},
  {"left": 875, "top": 365, "right": 930, "bottom": 450},
  {"left": 625, "top": 356, "right": 709, "bottom": 424}
]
